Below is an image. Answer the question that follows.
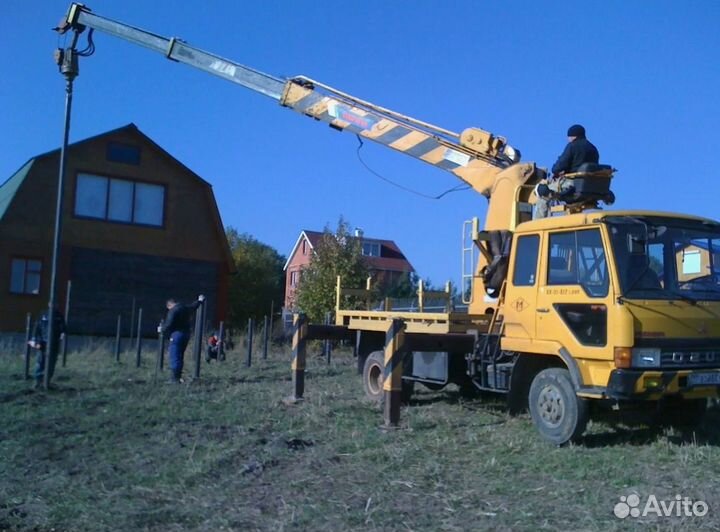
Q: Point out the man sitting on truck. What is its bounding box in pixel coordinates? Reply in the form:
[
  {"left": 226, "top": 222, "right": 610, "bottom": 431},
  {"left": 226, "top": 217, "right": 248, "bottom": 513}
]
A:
[{"left": 534, "top": 124, "right": 600, "bottom": 219}]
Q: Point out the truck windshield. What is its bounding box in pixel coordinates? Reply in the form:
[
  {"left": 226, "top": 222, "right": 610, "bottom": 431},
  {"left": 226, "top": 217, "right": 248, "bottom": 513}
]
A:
[{"left": 605, "top": 216, "right": 720, "bottom": 301}]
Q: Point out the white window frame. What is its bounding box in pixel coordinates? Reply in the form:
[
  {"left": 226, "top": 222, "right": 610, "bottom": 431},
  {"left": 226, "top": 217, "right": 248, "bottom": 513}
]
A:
[{"left": 362, "top": 242, "right": 381, "bottom": 257}]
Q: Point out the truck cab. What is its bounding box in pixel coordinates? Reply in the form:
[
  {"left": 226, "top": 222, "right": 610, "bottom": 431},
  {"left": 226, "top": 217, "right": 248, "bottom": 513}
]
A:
[{"left": 502, "top": 211, "right": 720, "bottom": 442}]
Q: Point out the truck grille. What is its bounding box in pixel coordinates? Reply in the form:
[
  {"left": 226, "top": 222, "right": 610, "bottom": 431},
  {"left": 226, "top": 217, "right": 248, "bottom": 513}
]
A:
[{"left": 661, "top": 350, "right": 720, "bottom": 369}]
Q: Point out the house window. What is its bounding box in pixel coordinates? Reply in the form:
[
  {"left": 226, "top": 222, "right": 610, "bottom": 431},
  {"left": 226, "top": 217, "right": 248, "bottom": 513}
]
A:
[
  {"left": 290, "top": 270, "right": 299, "bottom": 287},
  {"left": 75, "top": 173, "right": 165, "bottom": 227},
  {"left": 10, "top": 258, "right": 41, "bottom": 295},
  {"left": 362, "top": 242, "right": 381, "bottom": 257},
  {"left": 682, "top": 250, "right": 702, "bottom": 275},
  {"left": 106, "top": 142, "right": 141, "bottom": 165},
  {"left": 302, "top": 239, "right": 307, "bottom": 255}
]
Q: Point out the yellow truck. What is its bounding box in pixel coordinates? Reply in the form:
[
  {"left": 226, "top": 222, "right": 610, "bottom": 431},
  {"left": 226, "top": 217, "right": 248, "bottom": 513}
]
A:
[{"left": 57, "top": 4, "right": 720, "bottom": 444}]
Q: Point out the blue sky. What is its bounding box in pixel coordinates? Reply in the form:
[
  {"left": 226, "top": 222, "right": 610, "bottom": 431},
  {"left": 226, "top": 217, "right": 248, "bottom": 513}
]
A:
[{"left": 2, "top": 1, "right": 719, "bottom": 287}]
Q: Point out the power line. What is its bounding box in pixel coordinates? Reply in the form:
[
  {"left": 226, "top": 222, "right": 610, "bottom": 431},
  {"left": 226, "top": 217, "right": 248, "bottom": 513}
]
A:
[{"left": 355, "top": 136, "right": 470, "bottom": 200}]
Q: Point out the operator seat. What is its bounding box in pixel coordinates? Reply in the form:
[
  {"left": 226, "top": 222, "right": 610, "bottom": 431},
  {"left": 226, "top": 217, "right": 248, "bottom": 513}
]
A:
[{"left": 557, "top": 162, "right": 615, "bottom": 209}]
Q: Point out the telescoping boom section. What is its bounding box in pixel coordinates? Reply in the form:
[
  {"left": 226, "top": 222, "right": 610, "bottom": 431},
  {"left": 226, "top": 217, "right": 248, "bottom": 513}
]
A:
[
  {"left": 57, "top": 2, "right": 544, "bottom": 318},
  {"left": 58, "top": 4, "right": 537, "bottom": 201}
]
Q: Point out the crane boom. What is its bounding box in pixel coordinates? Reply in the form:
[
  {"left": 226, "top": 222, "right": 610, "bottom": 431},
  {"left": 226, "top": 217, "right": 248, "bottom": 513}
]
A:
[
  {"left": 58, "top": 3, "right": 526, "bottom": 199},
  {"left": 63, "top": 4, "right": 286, "bottom": 99}
]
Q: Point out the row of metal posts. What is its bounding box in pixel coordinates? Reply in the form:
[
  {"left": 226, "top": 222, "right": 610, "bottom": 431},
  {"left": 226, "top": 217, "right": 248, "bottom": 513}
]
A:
[
  {"left": 21, "top": 302, "right": 405, "bottom": 426},
  {"left": 120, "top": 312, "right": 276, "bottom": 372},
  {"left": 21, "top": 292, "right": 150, "bottom": 376},
  {"left": 22, "top": 307, "right": 276, "bottom": 380},
  {"left": 243, "top": 315, "right": 278, "bottom": 367}
]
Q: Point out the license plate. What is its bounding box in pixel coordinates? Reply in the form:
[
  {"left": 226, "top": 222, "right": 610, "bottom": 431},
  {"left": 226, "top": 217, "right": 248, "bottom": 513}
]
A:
[{"left": 688, "top": 372, "right": 720, "bottom": 387}]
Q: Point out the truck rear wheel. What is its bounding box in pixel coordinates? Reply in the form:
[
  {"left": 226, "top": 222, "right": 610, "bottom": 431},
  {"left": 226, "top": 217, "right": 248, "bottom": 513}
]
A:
[
  {"left": 529, "top": 368, "right": 588, "bottom": 445},
  {"left": 362, "top": 350, "right": 413, "bottom": 403},
  {"left": 362, "top": 351, "right": 385, "bottom": 401}
]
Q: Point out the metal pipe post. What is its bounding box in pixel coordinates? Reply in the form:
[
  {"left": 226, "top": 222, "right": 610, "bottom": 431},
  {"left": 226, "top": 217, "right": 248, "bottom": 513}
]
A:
[
  {"left": 23, "top": 313, "right": 32, "bottom": 380},
  {"left": 129, "top": 296, "right": 136, "bottom": 343},
  {"left": 262, "top": 315, "right": 268, "bottom": 360},
  {"left": 192, "top": 300, "right": 205, "bottom": 380},
  {"left": 60, "top": 332, "right": 69, "bottom": 368},
  {"left": 114, "top": 315, "right": 122, "bottom": 362},
  {"left": 159, "top": 321, "right": 166, "bottom": 370},
  {"left": 246, "top": 318, "right": 254, "bottom": 367},
  {"left": 155, "top": 327, "right": 165, "bottom": 384},
  {"left": 218, "top": 320, "right": 225, "bottom": 361},
  {"left": 45, "top": 41, "right": 80, "bottom": 390},
  {"left": 290, "top": 313, "right": 307, "bottom": 401},
  {"left": 383, "top": 319, "right": 406, "bottom": 428},
  {"left": 135, "top": 308, "right": 143, "bottom": 368},
  {"left": 61, "top": 280, "right": 71, "bottom": 367},
  {"left": 324, "top": 311, "right": 332, "bottom": 365}
]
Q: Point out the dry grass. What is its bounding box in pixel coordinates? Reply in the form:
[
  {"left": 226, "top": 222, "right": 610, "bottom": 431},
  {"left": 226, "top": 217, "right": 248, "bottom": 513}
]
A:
[{"left": 1, "top": 340, "right": 719, "bottom": 531}]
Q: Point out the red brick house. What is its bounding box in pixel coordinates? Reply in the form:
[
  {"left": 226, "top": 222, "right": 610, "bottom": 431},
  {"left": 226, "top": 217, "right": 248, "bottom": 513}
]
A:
[{"left": 283, "top": 229, "right": 414, "bottom": 312}]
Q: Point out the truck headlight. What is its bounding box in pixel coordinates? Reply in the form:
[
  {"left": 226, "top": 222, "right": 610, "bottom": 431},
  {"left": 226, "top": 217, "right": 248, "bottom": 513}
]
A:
[{"left": 632, "top": 348, "right": 661, "bottom": 368}]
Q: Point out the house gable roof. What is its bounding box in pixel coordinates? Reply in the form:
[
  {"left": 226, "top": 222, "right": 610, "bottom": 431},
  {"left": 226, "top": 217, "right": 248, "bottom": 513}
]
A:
[
  {"left": 283, "top": 229, "right": 415, "bottom": 273},
  {"left": 0, "top": 160, "right": 34, "bottom": 221},
  {"left": 1, "top": 123, "right": 235, "bottom": 273},
  {"left": 31, "top": 123, "right": 214, "bottom": 187},
  {"left": 283, "top": 230, "right": 324, "bottom": 271}
]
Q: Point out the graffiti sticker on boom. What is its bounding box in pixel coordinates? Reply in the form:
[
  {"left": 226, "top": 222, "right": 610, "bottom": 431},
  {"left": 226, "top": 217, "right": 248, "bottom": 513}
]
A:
[{"left": 327, "top": 102, "right": 379, "bottom": 131}]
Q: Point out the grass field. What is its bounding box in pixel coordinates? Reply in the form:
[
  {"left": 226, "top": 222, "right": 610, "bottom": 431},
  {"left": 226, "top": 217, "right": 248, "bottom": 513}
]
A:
[{"left": 1, "top": 340, "right": 719, "bottom": 531}]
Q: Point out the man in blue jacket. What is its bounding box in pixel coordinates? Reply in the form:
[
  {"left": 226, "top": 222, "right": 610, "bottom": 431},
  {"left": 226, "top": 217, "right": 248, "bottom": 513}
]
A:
[
  {"left": 534, "top": 124, "right": 600, "bottom": 219},
  {"left": 161, "top": 294, "right": 205, "bottom": 382}
]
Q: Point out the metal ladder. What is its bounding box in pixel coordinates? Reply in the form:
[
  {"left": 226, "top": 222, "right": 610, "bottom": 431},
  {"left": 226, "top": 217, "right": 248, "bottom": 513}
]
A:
[
  {"left": 461, "top": 219, "right": 477, "bottom": 304},
  {"left": 475, "top": 281, "right": 508, "bottom": 391}
]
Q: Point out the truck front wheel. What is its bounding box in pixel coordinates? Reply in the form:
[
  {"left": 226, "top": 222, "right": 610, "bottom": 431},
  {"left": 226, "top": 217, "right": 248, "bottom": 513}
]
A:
[{"left": 529, "top": 368, "right": 588, "bottom": 445}]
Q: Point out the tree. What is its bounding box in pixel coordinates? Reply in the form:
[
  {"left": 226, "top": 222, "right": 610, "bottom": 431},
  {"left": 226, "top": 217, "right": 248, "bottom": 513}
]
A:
[
  {"left": 226, "top": 227, "right": 285, "bottom": 328},
  {"left": 294, "top": 218, "right": 369, "bottom": 322},
  {"left": 384, "top": 271, "right": 420, "bottom": 299}
]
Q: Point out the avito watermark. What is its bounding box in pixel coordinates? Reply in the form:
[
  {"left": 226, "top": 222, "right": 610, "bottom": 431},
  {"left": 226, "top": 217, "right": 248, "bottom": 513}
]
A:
[{"left": 614, "top": 493, "right": 709, "bottom": 519}]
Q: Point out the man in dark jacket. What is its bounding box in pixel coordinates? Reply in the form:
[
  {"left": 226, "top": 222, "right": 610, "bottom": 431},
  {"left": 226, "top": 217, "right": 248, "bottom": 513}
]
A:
[
  {"left": 29, "top": 307, "right": 66, "bottom": 389},
  {"left": 551, "top": 124, "right": 599, "bottom": 176},
  {"left": 534, "top": 124, "right": 600, "bottom": 218},
  {"left": 161, "top": 295, "right": 205, "bottom": 382}
]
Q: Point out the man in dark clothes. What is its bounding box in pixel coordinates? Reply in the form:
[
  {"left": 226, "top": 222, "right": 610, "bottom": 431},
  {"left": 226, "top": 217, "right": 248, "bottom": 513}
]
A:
[
  {"left": 534, "top": 124, "right": 600, "bottom": 219},
  {"left": 161, "top": 295, "right": 205, "bottom": 382},
  {"left": 29, "top": 307, "right": 66, "bottom": 389}
]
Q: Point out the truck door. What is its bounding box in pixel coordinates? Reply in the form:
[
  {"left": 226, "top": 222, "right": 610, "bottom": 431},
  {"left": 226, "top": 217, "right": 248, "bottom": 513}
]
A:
[
  {"left": 535, "top": 228, "right": 612, "bottom": 359},
  {"left": 503, "top": 233, "right": 541, "bottom": 340}
]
